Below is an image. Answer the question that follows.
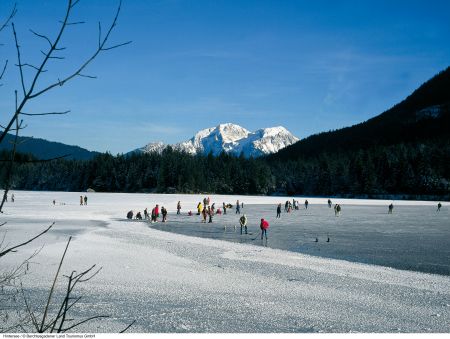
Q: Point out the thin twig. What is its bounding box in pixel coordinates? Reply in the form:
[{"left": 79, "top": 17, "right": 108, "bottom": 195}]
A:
[
  {"left": 20, "top": 110, "right": 70, "bottom": 116},
  {"left": 0, "top": 123, "right": 27, "bottom": 130},
  {"left": 0, "top": 60, "right": 8, "bottom": 80},
  {"left": 29, "top": 29, "right": 52, "bottom": 47},
  {"left": 120, "top": 320, "right": 136, "bottom": 333},
  {"left": 21, "top": 286, "right": 40, "bottom": 332},
  {"left": 17, "top": 63, "right": 48, "bottom": 72},
  {"left": 0, "top": 3, "right": 17, "bottom": 33},
  {"left": 39, "top": 236, "right": 71, "bottom": 332},
  {"left": 0, "top": 223, "right": 54, "bottom": 257},
  {"left": 11, "top": 23, "right": 27, "bottom": 97},
  {"left": 61, "top": 21, "right": 85, "bottom": 25},
  {"left": 60, "top": 315, "right": 109, "bottom": 332},
  {"left": 0, "top": 102, "right": 21, "bottom": 213}
]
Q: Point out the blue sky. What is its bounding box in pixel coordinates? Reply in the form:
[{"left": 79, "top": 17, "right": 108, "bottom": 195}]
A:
[{"left": 1, "top": 0, "right": 449, "bottom": 154}]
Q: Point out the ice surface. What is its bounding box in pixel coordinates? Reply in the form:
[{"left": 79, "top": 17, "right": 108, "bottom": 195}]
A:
[{"left": 1, "top": 191, "right": 449, "bottom": 333}]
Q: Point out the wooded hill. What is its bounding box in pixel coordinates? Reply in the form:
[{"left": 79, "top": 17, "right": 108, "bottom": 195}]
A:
[
  {"left": 264, "top": 67, "right": 450, "bottom": 198},
  {"left": 271, "top": 67, "right": 450, "bottom": 161}
]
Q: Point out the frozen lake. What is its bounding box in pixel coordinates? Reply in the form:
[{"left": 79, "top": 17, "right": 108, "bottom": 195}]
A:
[
  {"left": 151, "top": 203, "right": 450, "bottom": 276},
  {"left": 1, "top": 191, "right": 449, "bottom": 333}
]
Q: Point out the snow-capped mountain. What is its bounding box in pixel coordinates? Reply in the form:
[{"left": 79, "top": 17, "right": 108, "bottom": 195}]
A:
[
  {"left": 135, "top": 123, "right": 299, "bottom": 157},
  {"left": 139, "top": 141, "right": 166, "bottom": 154}
]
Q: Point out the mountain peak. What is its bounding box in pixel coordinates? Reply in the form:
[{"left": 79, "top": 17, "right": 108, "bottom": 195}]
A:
[{"left": 136, "top": 123, "right": 299, "bottom": 157}]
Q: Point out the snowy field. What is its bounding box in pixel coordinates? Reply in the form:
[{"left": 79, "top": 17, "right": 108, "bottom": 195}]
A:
[{"left": 1, "top": 191, "right": 450, "bottom": 333}]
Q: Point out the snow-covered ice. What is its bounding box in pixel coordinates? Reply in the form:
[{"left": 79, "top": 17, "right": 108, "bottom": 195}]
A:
[{"left": 1, "top": 191, "right": 449, "bottom": 333}]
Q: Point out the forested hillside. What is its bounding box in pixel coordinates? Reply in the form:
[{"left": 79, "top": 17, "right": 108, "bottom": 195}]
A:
[
  {"left": 272, "top": 67, "right": 450, "bottom": 160},
  {"left": 0, "top": 133, "right": 98, "bottom": 160}
]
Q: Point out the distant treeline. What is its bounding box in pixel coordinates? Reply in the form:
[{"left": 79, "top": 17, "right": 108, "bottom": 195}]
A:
[{"left": 2, "top": 138, "right": 449, "bottom": 199}]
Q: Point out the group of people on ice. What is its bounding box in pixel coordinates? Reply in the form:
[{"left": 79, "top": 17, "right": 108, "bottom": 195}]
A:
[
  {"left": 79, "top": 195, "right": 88, "bottom": 205},
  {"left": 275, "top": 198, "right": 344, "bottom": 217},
  {"left": 127, "top": 204, "right": 168, "bottom": 223},
  {"left": 127, "top": 198, "right": 245, "bottom": 224},
  {"left": 238, "top": 214, "right": 269, "bottom": 240},
  {"left": 194, "top": 198, "right": 243, "bottom": 223}
]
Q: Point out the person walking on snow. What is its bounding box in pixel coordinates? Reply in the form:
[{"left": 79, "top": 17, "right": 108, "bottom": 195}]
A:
[
  {"left": 239, "top": 214, "right": 248, "bottom": 234},
  {"left": 276, "top": 203, "right": 281, "bottom": 218},
  {"left": 208, "top": 206, "right": 213, "bottom": 223},
  {"left": 260, "top": 218, "right": 269, "bottom": 240},
  {"left": 161, "top": 206, "right": 167, "bottom": 222},
  {"left": 151, "top": 207, "right": 157, "bottom": 222},
  {"left": 236, "top": 200, "right": 240, "bottom": 214},
  {"left": 305, "top": 200, "right": 309, "bottom": 209},
  {"left": 437, "top": 202, "right": 442, "bottom": 212},
  {"left": 202, "top": 207, "right": 207, "bottom": 223},
  {"left": 388, "top": 203, "right": 394, "bottom": 214},
  {"left": 84, "top": 195, "right": 88, "bottom": 205},
  {"left": 335, "top": 204, "right": 341, "bottom": 216},
  {"left": 177, "top": 201, "right": 181, "bottom": 214}
]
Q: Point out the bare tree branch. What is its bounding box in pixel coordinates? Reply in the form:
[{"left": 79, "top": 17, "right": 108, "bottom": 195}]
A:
[
  {"left": 0, "top": 94, "right": 21, "bottom": 212},
  {"left": 29, "top": 0, "right": 132, "bottom": 99},
  {"left": 20, "top": 110, "right": 70, "bottom": 116},
  {"left": 60, "top": 315, "right": 109, "bottom": 332},
  {"left": 77, "top": 73, "right": 97, "bottom": 79},
  {"left": 0, "top": 4, "right": 17, "bottom": 88},
  {"left": 0, "top": 0, "right": 130, "bottom": 147},
  {"left": 0, "top": 60, "right": 8, "bottom": 80},
  {"left": 98, "top": 22, "right": 101, "bottom": 49},
  {"left": 39, "top": 236, "right": 71, "bottom": 332},
  {"left": 0, "top": 123, "right": 27, "bottom": 130},
  {"left": 101, "top": 41, "right": 132, "bottom": 51},
  {"left": 120, "top": 320, "right": 136, "bottom": 333},
  {"left": 70, "top": 0, "right": 81, "bottom": 9},
  {"left": 0, "top": 223, "right": 54, "bottom": 258},
  {"left": 29, "top": 29, "right": 52, "bottom": 47},
  {"left": 21, "top": 286, "right": 40, "bottom": 332},
  {"left": 11, "top": 23, "right": 26, "bottom": 96},
  {"left": 40, "top": 50, "right": 65, "bottom": 60},
  {"left": 60, "top": 20, "right": 86, "bottom": 26},
  {"left": 0, "top": 249, "right": 41, "bottom": 286},
  {"left": 0, "top": 3, "right": 17, "bottom": 33},
  {"left": 16, "top": 63, "right": 48, "bottom": 72}
]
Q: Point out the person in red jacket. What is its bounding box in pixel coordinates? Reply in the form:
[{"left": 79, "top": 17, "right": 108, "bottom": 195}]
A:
[
  {"left": 154, "top": 204, "right": 160, "bottom": 221},
  {"left": 260, "top": 218, "right": 269, "bottom": 240}
]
